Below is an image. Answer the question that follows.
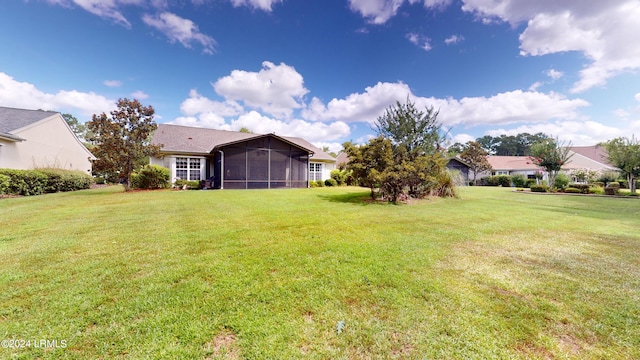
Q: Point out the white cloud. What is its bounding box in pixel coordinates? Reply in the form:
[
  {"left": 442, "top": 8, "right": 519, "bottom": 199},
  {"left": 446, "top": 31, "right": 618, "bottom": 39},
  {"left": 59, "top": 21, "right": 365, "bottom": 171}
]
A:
[
  {"left": 103, "top": 80, "right": 122, "bottom": 87},
  {"left": 444, "top": 34, "right": 464, "bottom": 45},
  {"left": 228, "top": 0, "right": 282, "bottom": 11},
  {"left": 301, "top": 81, "right": 589, "bottom": 128},
  {"left": 406, "top": 33, "right": 432, "bottom": 51},
  {"left": 229, "top": 111, "right": 351, "bottom": 142},
  {"left": 302, "top": 82, "right": 413, "bottom": 123},
  {"left": 546, "top": 69, "right": 563, "bottom": 80},
  {"left": 179, "top": 89, "right": 244, "bottom": 116},
  {"left": 213, "top": 61, "right": 309, "bottom": 118},
  {"left": 461, "top": 0, "right": 640, "bottom": 93},
  {"left": 171, "top": 112, "right": 230, "bottom": 129},
  {"left": 635, "top": 93, "right": 640, "bottom": 102},
  {"left": 528, "top": 81, "right": 542, "bottom": 91},
  {"left": 349, "top": 0, "right": 452, "bottom": 24},
  {"left": 131, "top": 90, "right": 149, "bottom": 99},
  {"left": 45, "top": 0, "right": 134, "bottom": 27},
  {"left": 0, "top": 72, "right": 114, "bottom": 119},
  {"left": 142, "top": 12, "right": 216, "bottom": 54}
]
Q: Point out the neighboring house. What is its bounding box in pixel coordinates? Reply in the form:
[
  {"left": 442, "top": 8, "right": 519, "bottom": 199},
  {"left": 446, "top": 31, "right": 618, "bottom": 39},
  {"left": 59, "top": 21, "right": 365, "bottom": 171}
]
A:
[
  {"left": 446, "top": 157, "right": 470, "bottom": 185},
  {"left": 0, "top": 106, "right": 95, "bottom": 173},
  {"left": 335, "top": 152, "right": 349, "bottom": 169},
  {"left": 149, "top": 124, "right": 336, "bottom": 189},
  {"left": 481, "top": 147, "right": 618, "bottom": 181}
]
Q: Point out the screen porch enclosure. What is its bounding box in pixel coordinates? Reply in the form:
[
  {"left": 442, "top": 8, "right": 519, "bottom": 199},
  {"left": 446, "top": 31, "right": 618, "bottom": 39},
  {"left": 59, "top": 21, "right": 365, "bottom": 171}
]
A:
[{"left": 214, "top": 136, "right": 309, "bottom": 189}]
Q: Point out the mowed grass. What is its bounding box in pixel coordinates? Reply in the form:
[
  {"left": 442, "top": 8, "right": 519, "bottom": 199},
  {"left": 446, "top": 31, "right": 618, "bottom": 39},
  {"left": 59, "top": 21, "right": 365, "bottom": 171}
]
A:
[{"left": 1, "top": 186, "right": 639, "bottom": 359}]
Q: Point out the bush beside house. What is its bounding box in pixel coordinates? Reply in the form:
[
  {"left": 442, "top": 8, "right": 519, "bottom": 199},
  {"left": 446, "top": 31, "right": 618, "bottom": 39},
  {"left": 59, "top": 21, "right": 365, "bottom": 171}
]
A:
[{"left": 0, "top": 168, "right": 93, "bottom": 196}]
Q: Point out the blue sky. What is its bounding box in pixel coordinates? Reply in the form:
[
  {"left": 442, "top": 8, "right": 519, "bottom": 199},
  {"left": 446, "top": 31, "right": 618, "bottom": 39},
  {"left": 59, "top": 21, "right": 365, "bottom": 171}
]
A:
[{"left": 1, "top": 0, "right": 639, "bottom": 151}]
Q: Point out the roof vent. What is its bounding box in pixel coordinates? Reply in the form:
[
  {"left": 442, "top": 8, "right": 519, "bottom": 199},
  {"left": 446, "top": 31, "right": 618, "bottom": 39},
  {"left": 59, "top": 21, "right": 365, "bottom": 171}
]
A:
[{"left": 188, "top": 137, "right": 193, "bottom": 140}]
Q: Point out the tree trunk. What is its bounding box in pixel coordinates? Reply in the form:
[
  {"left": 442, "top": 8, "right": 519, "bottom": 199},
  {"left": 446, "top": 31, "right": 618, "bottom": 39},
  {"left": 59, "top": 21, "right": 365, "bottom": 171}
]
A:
[{"left": 629, "top": 174, "right": 637, "bottom": 194}]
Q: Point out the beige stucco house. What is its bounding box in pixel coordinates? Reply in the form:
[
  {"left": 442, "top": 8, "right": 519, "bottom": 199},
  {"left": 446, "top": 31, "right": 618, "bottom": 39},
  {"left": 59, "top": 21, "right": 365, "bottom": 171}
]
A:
[
  {"left": 150, "top": 124, "right": 336, "bottom": 189},
  {"left": 0, "top": 106, "right": 95, "bottom": 173}
]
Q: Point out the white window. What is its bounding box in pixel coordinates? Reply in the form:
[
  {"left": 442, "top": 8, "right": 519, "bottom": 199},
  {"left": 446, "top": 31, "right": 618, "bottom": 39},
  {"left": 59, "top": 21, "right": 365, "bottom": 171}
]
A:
[
  {"left": 492, "top": 170, "right": 509, "bottom": 176},
  {"left": 310, "top": 163, "right": 323, "bottom": 181},
  {"left": 175, "top": 157, "right": 203, "bottom": 181}
]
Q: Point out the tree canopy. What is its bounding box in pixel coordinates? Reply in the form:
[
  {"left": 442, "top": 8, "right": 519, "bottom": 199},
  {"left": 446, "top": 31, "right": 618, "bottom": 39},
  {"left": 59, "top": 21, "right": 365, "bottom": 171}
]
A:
[
  {"left": 529, "top": 137, "right": 573, "bottom": 189},
  {"left": 87, "top": 98, "right": 161, "bottom": 191},
  {"left": 605, "top": 136, "right": 640, "bottom": 194},
  {"left": 459, "top": 141, "right": 492, "bottom": 185},
  {"left": 477, "top": 133, "right": 550, "bottom": 156},
  {"left": 346, "top": 99, "right": 455, "bottom": 202}
]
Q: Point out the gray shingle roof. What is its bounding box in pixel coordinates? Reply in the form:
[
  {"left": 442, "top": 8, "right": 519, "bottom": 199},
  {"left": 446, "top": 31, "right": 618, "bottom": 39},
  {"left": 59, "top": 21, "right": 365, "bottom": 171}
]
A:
[
  {"left": 0, "top": 106, "right": 58, "bottom": 136},
  {"left": 152, "top": 124, "right": 336, "bottom": 162}
]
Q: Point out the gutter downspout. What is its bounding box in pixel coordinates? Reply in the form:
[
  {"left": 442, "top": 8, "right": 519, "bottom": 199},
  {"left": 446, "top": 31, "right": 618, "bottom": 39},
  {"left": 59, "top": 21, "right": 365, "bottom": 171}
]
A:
[{"left": 218, "top": 149, "right": 224, "bottom": 190}]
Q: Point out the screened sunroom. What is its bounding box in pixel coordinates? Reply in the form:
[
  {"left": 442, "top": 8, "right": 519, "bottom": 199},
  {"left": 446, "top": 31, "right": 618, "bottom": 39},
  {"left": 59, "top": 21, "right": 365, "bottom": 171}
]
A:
[{"left": 212, "top": 134, "right": 310, "bottom": 189}]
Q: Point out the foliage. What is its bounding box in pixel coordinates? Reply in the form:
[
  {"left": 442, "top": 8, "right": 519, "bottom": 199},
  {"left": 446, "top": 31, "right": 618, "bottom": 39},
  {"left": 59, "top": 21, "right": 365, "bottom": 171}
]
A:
[
  {"left": 374, "top": 98, "right": 442, "bottom": 155},
  {"left": 511, "top": 174, "right": 527, "bottom": 188},
  {"left": 0, "top": 169, "right": 93, "bottom": 195},
  {"left": 484, "top": 175, "right": 511, "bottom": 187},
  {"left": 554, "top": 173, "right": 570, "bottom": 190},
  {"left": 530, "top": 184, "right": 549, "bottom": 192},
  {"left": 346, "top": 100, "right": 454, "bottom": 203},
  {"left": 605, "top": 136, "right": 640, "bottom": 194},
  {"left": 62, "top": 113, "right": 87, "bottom": 140},
  {"left": 37, "top": 168, "right": 94, "bottom": 192},
  {"left": 0, "top": 174, "right": 9, "bottom": 195},
  {"left": 529, "top": 137, "right": 573, "bottom": 190},
  {"left": 459, "top": 141, "right": 492, "bottom": 184},
  {"left": 568, "top": 183, "right": 591, "bottom": 194},
  {"left": 525, "top": 178, "right": 537, "bottom": 188},
  {"left": 476, "top": 133, "right": 550, "bottom": 156},
  {"left": 87, "top": 98, "right": 161, "bottom": 191},
  {"left": 324, "top": 178, "right": 338, "bottom": 187},
  {"left": 564, "top": 187, "right": 581, "bottom": 193},
  {"left": 604, "top": 186, "right": 619, "bottom": 195},
  {"left": 174, "top": 179, "right": 201, "bottom": 190},
  {"left": 589, "top": 186, "right": 605, "bottom": 195},
  {"left": 597, "top": 170, "right": 621, "bottom": 185},
  {"left": 330, "top": 169, "right": 348, "bottom": 186},
  {"left": 0, "top": 169, "right": 47, "bottom": 195},
  {"left": 570, "top": 168, "right": 601, "bottom": 183},
  {"left": 131, "top": 165, "right": 170, "bottom": 189},
  {"left": 315, "top": 179, "right": 325, "bottom": 187}
]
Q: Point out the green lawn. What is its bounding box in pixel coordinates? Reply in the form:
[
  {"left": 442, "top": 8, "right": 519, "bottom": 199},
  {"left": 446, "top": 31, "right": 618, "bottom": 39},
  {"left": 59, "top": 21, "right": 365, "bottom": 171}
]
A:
[{"left": 1, "top": 186, "right": 639, "bottom": 359}]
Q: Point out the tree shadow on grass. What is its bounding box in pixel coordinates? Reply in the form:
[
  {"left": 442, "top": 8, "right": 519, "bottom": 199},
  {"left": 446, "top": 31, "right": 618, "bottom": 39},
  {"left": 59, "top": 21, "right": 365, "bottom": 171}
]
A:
[{"left": 315, "top": 191, "right": 398, "bottom": 206}]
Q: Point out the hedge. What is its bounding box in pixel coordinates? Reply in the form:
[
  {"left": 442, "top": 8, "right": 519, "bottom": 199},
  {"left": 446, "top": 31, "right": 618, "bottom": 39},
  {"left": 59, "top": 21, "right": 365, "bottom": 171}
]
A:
[
  {"left": 0, "top": 168, "right": 93, "bottom": 196},
  {"left": 0, "top": 174, "right": 9, "bottom": 195}
]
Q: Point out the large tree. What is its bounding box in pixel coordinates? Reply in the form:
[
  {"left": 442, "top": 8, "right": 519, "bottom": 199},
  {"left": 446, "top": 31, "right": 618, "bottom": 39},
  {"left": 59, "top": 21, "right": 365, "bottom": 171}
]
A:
[
  {"left": 460, "top": 141, "right": 492, "bottom": 185},
  {"left": 605, "top": 136, "right": 640, "bottom": 194},
  {"left": 529, "top": 137, "right": 573, "bottom": 190},
  {"left": 87, "top": 98, "right": 161, "bottom": 191},
  {"left": 347, "top": 99, "right": 454, "bottom": 202}
]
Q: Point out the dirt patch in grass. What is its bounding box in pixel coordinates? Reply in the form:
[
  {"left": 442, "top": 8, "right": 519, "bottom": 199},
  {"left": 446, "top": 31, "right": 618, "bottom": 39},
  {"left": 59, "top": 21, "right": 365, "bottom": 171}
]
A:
[{"left": 204, "top": 331, "right": 241, "bottom": 360}]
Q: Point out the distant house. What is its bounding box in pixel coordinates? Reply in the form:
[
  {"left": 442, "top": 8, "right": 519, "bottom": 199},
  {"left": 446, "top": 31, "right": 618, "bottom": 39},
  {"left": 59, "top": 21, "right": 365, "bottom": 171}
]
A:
[
  {"left": 150, "top": 124, "right": 336, "bottom": 189},
  {"left": 446, "top": 157, "right": 470, "bottom": 185},
  {"left": 0, "top": 106, "right": 94, "bottom": 173},
  {"left": 482, "top": 147, "right": 618, "bottom": 181}
]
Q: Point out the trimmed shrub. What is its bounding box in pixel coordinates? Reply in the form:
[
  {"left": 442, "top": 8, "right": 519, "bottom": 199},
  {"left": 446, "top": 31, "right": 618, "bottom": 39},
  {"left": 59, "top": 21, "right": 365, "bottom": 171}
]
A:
[
  {"left": 554, "top": 173, "right": 570, "bottom": 190},
  {"left": 604, "top": 186, "right": 619, "bottom": 195},
  {"left": 315, "top": 179, "right": 325, "bottom": 187},
  {"left": 131, "top": 165, "right": 170, "bottom": 189},
  {"left": 309, "top": 181, "right": 318, "bottom": 188},
  {"left": 617, "top": 179, "right": 629, "bottom": 189},
  {"left": 593, "top": 181, "right": 605, "bottom": 188},
  {"left": 485, "top": 175, "right": 511, "bottom": 187},
  {"left": 324, "top": 178, "right": 338, "bottom": 187},
  {"left": 174, "top": 179, "right": 201, "bottom": 190},
  {"left": 38, "top": 168, "right": 93, "bottom": 193},
  {"left": 568, "top": 183, "right": 590, "bottom": 194},
  {"left": 530, "top": 184, "right": 549, "bottom": 192},
  {"left": 0, "top": 169, "right": 47, "bottom": 196},
  {"left": 511, "top": 174, "right": 527, "bottom": 188},
  {"left": 589, "top": 186, "right": 604, "bottom": 195},
  {"left": 0, "top": 174, "right": 9, "bottom": 195},
  {"left": 94, "top": 176, "right": 107, "bottom": 185},
  {"left": 564, "top": 187, "right": 581, "bottom": 193},
  {"left": 525, "top": 179, "right": 537, "bottom": 188}
]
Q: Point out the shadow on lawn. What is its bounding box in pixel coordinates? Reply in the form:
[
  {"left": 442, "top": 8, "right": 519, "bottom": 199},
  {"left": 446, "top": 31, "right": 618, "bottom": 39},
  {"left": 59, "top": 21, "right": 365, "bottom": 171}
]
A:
[{"left": 315, "top": 191, "right": 398, "bottom": 206}]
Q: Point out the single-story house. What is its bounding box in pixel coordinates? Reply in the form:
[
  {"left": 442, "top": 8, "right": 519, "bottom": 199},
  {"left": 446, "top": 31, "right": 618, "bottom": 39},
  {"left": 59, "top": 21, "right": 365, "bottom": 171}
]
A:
[
  {"left": 481, "top": 146, "right": 618, "bottom": 181},
  {"left": 150, "top": 124, "right": 337, "bottom": 189},
  {"left": 0, "top": 106, "right": 95, "bottom": 173},
  {"left": 446, "top": 157, "right": 470, "bottom": 185}
]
